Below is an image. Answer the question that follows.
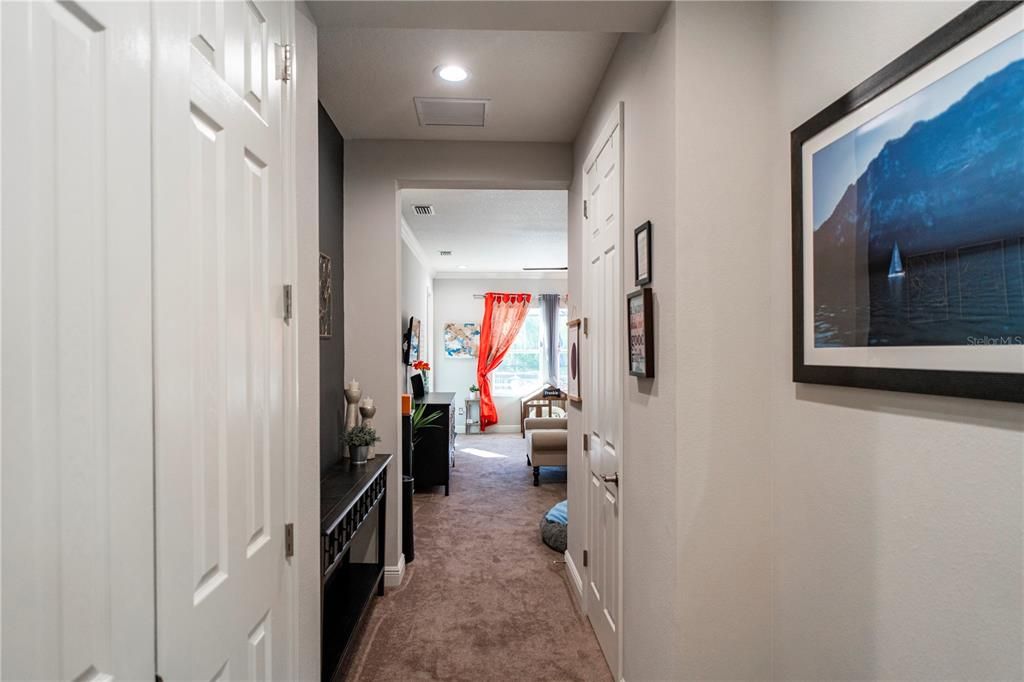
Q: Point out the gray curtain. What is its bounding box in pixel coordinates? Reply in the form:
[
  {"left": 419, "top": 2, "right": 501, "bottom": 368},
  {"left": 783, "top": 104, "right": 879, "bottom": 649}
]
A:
[{"left": 539, "top": 294, "right": 560, "bottom": 386}]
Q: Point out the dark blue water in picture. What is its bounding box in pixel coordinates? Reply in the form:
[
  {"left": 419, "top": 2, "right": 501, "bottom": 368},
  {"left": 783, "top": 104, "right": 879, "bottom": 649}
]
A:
[{"left": 811, "top": 36, "right": 1024, "bottom": 348}]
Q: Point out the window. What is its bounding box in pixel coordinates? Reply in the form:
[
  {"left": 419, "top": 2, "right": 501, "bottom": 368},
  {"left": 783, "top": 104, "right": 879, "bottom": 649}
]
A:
[
  {"left": 491, "top": 305, "right": 569, "bottom": 396},
  {"left": 491, "top": 308, "right": 543, "bottom": 396}
]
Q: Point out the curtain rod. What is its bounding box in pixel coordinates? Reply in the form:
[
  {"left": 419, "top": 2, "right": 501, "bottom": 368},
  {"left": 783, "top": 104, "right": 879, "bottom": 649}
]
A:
[{"left": 472, "top": 293, "right": 562, "bottom": 300}]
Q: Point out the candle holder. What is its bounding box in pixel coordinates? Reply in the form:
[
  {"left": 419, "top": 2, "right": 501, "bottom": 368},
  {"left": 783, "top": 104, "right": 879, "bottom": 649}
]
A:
[
  {"left": 359, "top": 400, "right": 377, "bottom": 460},
  {"left": 343, "top": 383, "right": 362, "bottom": 458}
]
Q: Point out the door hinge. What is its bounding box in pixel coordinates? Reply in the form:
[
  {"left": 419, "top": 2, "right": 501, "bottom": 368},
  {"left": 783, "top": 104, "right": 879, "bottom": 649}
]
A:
[
  {"left": 583, "top": 550, "right": 588, "bottom": 567},
  {"left": 283, "top": 284, "right": 293, "bottom": 324},
  {"left": 275, "top": 43, "right": 293, "bottom": 82},
  {"left": 583, "top": 200, "right": 588, "bottom": 219},
  {"left": 285, "top": 522, "right": 294, "bottom": 558},
  {"left": 156, "top": 675, "right": 164, "bottom": 682},
  {"left": 583, "top": 317, "right": 589, "bottom": 336},
  {"left": 582, "top": 433, "right": 590, "bottom": 452}
]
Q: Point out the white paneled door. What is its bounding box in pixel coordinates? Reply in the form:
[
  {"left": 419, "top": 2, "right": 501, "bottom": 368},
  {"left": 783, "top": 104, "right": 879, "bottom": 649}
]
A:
[
  {"left": 153, "top": 2, "right": 294, "bottom": 680},
  {"left": 1, "top": 1, "right": 155, "bottom": 679},
  {"left": 583, "top": 103, "right": 624, "bottom": 677}
]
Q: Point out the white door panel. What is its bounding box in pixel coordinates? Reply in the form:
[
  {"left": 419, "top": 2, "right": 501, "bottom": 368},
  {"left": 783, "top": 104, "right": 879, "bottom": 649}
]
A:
[
  {"left": 1, "top": 1, "right": 154, "bottom": 679},
  {"left": 583, "top": 104, "right": 623, "bottom": 677},
  {"left": 154, "top": 2, "right": 291, "bottom": 679}
]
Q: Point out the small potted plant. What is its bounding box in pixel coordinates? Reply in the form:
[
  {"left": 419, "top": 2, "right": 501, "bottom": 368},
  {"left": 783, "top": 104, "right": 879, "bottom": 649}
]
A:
[
  {"left": 341, "top": 424, "right": 380, "bottom": 464},
  {"left": 469, "top": 384, "right": 480, "bottom": 398}
]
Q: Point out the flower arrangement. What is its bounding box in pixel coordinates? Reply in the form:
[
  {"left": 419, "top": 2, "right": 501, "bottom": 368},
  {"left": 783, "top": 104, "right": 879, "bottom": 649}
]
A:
[{"left": 412, "top": 360, "right": 431, "bottom": 392}]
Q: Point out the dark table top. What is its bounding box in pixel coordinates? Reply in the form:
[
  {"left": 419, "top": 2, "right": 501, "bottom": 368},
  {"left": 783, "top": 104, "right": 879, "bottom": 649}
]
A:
[
  {"left": 320, "top": 454, "right": 393, "bottom": 533},
  {"left": 416, "top": 392, "right": 456, "bottom": 405}
]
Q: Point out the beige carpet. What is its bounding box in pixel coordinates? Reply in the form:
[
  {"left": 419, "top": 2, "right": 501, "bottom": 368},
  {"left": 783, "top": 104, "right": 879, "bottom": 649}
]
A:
[{"left": 342, "top": 433, "right": 612, "bottom": 681}]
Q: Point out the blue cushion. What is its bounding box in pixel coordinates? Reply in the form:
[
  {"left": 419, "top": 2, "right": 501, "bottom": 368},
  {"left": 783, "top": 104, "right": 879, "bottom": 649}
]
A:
[{"left": 545, "top": 500, "right": 568, "bottom": 525}]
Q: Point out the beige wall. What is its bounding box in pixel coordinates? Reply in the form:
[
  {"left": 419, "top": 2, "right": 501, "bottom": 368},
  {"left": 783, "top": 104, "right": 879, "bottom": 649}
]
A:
[
  {"left": 345, "top": 140, "right": 572, "bottom": 568},
  {"left": 672, "top": 2, "right": 777, "bottom": 678},
  {"left": 568, "top": 5, "right": 682, "bottom": 679},
  {"left": 572, "top": 3, "right": 1024, "bottom": 680},
  {"left": 769, "top": 3, "right": 1023, "bottom": 679},
  {"left": 294, "top": 7, "right": 321, "bottom": 681}
]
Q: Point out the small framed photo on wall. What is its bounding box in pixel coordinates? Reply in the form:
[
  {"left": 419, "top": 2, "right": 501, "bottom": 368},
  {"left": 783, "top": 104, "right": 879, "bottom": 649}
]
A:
[
  {"left": 627, "top": 288, "right": 654, "bottom": 378},
  {"left": 634, "top": 221, "right": 652, "bottom": 286},
  {"left": 567, "top": 318, "right": 582, "bottom": 402}
]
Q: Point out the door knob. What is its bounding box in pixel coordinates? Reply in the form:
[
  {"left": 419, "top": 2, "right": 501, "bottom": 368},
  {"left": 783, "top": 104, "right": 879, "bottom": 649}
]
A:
[{"left": 601, "top": 473, "right": 619, "bottom": 486}]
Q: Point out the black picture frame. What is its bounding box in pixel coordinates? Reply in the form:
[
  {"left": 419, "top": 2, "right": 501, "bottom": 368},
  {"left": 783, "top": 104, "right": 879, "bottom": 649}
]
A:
[
  {"left": 567, "top": 318, "right": 582, "bottom": 402},
  {"left": 791, "top": 1, "right": 1023, "bottom": 404},
  {"left": 627, "top": 288, "right": 654, "bottom": 378},
  {"left": 403, "top": 316, "right": 421, "bottom": 365},
  {"left": 634, "top": 221, "right": 652, "bottom": 286}
]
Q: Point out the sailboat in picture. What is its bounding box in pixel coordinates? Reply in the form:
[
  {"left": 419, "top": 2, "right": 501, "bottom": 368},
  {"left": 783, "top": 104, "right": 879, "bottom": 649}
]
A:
[{"left": 887, "top": 242, "right": 905, "bottom": 278}]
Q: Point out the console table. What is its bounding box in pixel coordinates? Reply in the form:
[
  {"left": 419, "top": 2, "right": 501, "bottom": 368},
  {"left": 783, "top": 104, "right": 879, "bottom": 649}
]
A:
[
  {"left": 320, "top": 454, "right": 392, "bottom": 682},
  {"left": 413, "top": 392, "right": 455, "bottom": 495}
]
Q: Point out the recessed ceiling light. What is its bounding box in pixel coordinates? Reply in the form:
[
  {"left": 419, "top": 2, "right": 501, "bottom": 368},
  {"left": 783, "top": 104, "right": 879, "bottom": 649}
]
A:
[
  {"left": 457, "top": 265, "right": 468, "bottom": 270},
  {"left": 435, "top": 64, "right": 469, "bottom": 82}
]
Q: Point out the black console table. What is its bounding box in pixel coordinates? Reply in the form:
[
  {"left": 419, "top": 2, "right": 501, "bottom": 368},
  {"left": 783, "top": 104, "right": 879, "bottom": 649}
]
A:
[
  {"left": 412, "top": 392, "right": 456, "bottom": 495},
  {"left": 320, "top": 454, "right": 392, "bottom": 682}
]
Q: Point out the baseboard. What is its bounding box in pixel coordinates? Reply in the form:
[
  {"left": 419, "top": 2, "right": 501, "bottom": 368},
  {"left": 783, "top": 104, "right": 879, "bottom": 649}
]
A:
[
  {"left": 463, "top": 424, "right": 520, "bottom": 434},
  {"left": 384, "top": 553, "right": 405, "bottom": 588},
  {"left": 564, "top": 549, "right": 583, "bottom": 598}
]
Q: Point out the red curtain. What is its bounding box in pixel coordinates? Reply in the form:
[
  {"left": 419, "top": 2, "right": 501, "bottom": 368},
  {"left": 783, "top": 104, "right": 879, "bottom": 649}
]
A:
[{"left": 476, "top": 292, "right": 532, "bottom": 431}]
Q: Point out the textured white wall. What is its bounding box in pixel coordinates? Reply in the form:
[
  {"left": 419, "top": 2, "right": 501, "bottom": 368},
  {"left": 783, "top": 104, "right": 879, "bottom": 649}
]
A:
[
  {"left": 400, "top": 235, "right": 432, "bottom": 372},
  {"left": 344, "top": 140, "right": 572, "bottom": 567},
  {"left": 769, "top": 3, "right": 1023, "bottom": 679},
  {"left": 432, "top": 277, "right": 568, "bottom": 429}
]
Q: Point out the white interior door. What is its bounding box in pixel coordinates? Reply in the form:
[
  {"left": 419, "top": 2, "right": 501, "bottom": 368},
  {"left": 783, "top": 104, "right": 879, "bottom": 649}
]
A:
[
  {"left": 1, "top": 2, "right": 155, "bottom": 679},
  {"left": 583, "top": 103, "right": 624, "bottom": 677},
  {"left": 153, "top": 2, "right": 293, "bottom": 679}
]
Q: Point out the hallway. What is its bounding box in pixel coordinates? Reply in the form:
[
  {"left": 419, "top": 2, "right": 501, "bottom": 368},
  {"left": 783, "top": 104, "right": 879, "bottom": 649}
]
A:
[{"left": 344, "top": 434, "right": 611, "bottom": 681}]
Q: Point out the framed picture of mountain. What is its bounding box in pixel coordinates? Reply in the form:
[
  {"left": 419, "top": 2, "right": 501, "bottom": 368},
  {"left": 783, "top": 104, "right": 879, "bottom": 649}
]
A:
[{"left": 792, "top": 1, "right": 1024, "bottom": 403}]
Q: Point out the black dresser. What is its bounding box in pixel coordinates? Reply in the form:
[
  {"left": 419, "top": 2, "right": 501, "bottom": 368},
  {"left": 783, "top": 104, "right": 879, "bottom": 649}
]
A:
[{"left": 412, "top": 392, "right": 456, "bottom": 496}]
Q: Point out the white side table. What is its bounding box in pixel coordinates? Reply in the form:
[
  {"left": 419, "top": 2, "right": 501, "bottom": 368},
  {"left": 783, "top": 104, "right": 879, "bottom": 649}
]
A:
[{"left": 464, "top": 397, "right": 481, "bottom": 434}]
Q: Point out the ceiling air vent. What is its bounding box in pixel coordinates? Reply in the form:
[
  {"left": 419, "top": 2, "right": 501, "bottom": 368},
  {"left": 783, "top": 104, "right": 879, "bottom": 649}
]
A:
[
  {"left": 414, "top": 97, "right": 489, "bottom": 127},
  {"left": 413, "top": 205, "right": 435, "bottom": 216},
  {"left": 438, "top": 250, "right": 453, "bottom": 257}
]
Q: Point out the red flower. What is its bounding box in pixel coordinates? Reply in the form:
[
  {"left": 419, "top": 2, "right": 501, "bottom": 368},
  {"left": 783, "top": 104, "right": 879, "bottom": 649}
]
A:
[{"left": 412, "top": 360, "right": 431, "bottom": 371}]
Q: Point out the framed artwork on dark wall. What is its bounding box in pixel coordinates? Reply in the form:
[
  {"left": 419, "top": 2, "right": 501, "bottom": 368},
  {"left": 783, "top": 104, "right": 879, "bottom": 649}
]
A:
[
  {"left": 627, "top": 288, "right": 654, "bottom": 378},
  {"left": 791, "top": 1, "right": 1024, "bottom": 403},
  {"left": 403, "top": 316, "right": 422, "bottom": 365},
  {"left": 319, "top": 253, "right": 332, "bottom": 338},
  {"left": 634, "top": 221, "right": 652, "bottom": 286},
  {"left": 567, "top": 318, "right": 582, "bottom": 402}
]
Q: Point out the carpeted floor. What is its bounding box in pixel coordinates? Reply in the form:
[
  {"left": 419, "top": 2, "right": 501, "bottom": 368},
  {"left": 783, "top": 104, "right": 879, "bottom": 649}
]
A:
[{"left": 342, "top": 433, "right": 612, "bottom": 681}]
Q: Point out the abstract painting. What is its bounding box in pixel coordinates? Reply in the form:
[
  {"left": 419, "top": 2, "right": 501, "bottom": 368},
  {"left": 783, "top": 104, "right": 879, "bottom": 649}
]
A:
[
  {"left": 443, "top": 322, "right": 480, "bottom": 358},
  {"left": 319, "top": 253, "right": 332, "bottom": 338},
  {"left": 792, "top": 2, "right": 1023, "bottom": 403}
]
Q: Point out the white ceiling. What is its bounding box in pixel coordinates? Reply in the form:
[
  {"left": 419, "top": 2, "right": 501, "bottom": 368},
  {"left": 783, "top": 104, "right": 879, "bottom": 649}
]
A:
[
  {"left": 401, "top": 188, "right": 567, "bottom": 274},
  {"left": 318, "top": 27, "right": 620, "bottom": 142},
  {"left": 307, "top": 1, "right": 670, "bottom": 32}
]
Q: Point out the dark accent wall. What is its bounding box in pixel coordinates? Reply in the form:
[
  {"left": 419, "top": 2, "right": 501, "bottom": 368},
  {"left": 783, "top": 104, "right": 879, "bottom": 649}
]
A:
[{"left": 319, "top": 103, "right": 344, "bottom": 474}]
